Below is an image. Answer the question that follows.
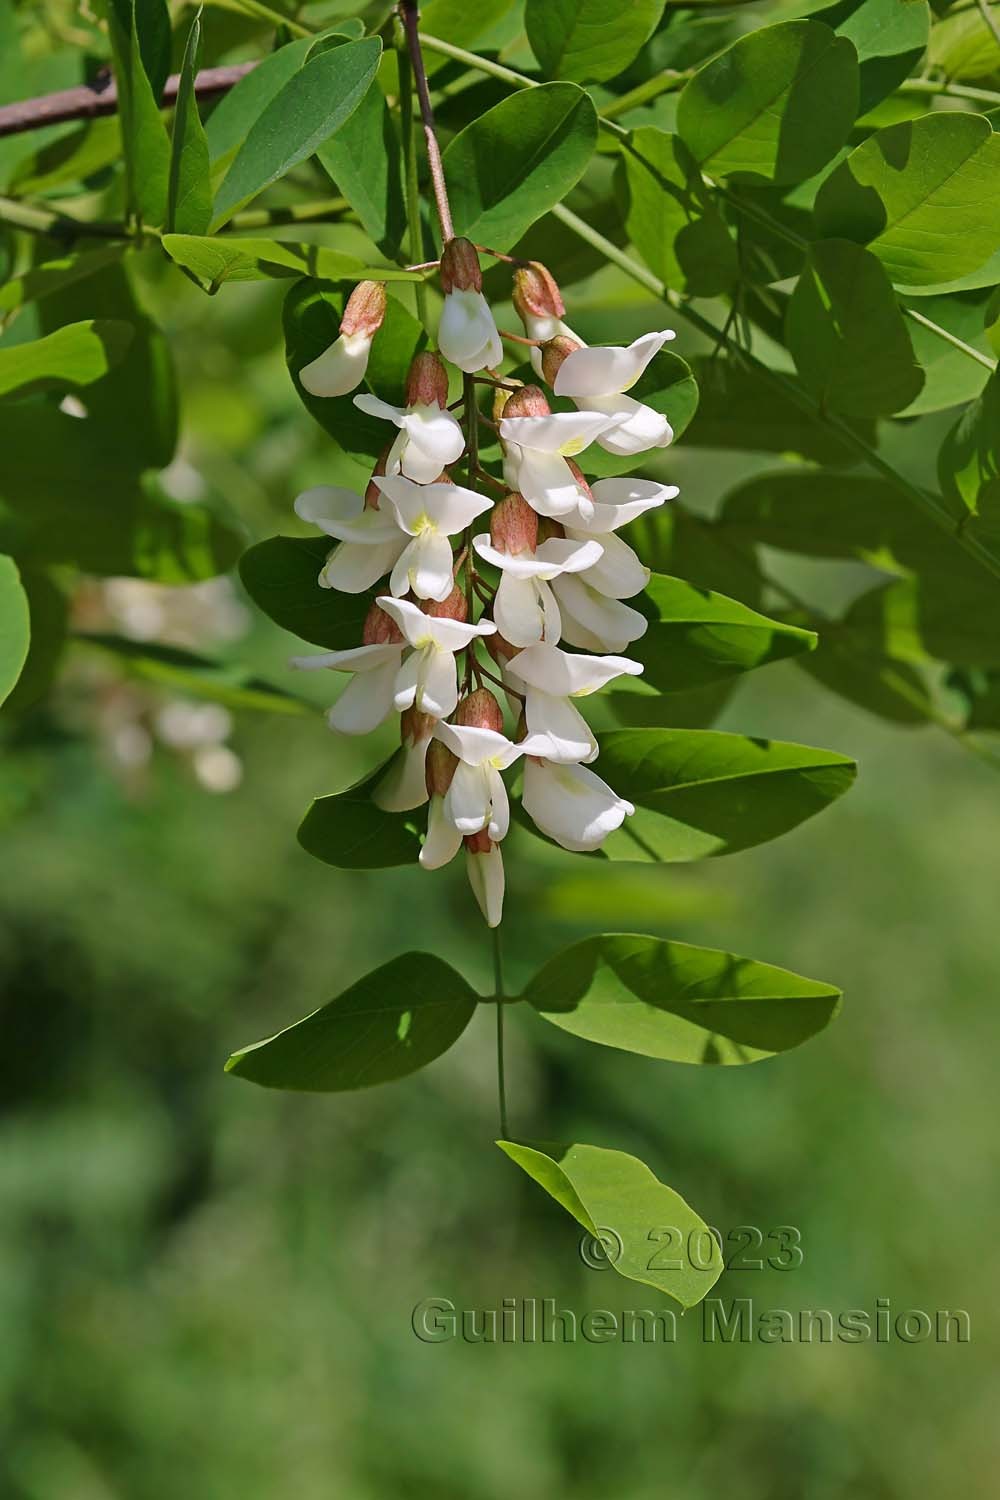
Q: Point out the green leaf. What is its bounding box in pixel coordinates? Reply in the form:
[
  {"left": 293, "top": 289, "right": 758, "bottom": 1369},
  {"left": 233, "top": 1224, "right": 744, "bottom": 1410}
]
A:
[
  {"left": 523, "top": 933, "right": 842, "bottom": 1063},
  {"left": 677, "top": 20, "right": 859, "bottom": 185},
  {"left": 785, "top": 238, "right": 923, "bottom": 416},
  {"left": 166, "top": 8, "right": 212, "bottom": 236},
  {"left": 226, "top": 953, "right": 478, "bottom": 1091},
  {"left": 0, "top": 320, "right": 134, "bottom": 400},
  {"left": 796, "top": 624, "right": 935, "bottom": 726},
  {"left": 0, "top": 246, "right": 125, "bottom": 315},
  {"left": 105, "top": 0, "right": 172, "bottom": 226},
  {"left": 844, "top": 573, "right": 1000, "bottom": 667},
  {"left": 566, "top": 351, "right": 699, "bottom": 479},
  {"left": 238, "top": 535, "right": 371, "bottom": 648},
  {"left": 205, "top": 37, "right": 314, "bottom": 164},
  {"left": 633, "top": 574, "right": 816, "bottom": 692},
  {"left": 814, "top": 113, "right": 1000, "bottom": 291},
  {"left": 316, "top": 81, "right": 406, "bottom": 258},
  {"left": 0, "top": 554, "right": 30, "bottom": 707},
  {"left": 526, "top": 0, "right": 667, "bottom": 85},
  {"left": 298, "top": 762, "right": 424, "bottom": 869},
  {"left": 161, "top": 234, "right": 422, "bottom": 290},
  {"left": 938, "top": 371, "right": 1000, "bottom": 520},
  {"left": 928, "top": 3, "right": 1000, "bottom": 82},
  {"left": 1, "top": 568, "right": 67, "bottom": 713},
  {"left": 622, "top": 128, "right": 738, "bottom": 297},
  {"left": 683, "top": 356, "right": 874, "bottom": 464},
  {"left": 497, "top": 1140, "right": 723, "bottom": 1306},
  {"left": 212, "top": 39, "right": 382, "bottom": 227},
  {"left": 594, "top": 728, "right": 857, "bottom": 861},
  {"left": 443, "top": 83, "right": 598, "bottom": 252},
  {"left": 811, "top": 0, "right": 930, "bottom": 115},
  {"left": 898, "top": 288, "right": 994, "bottom": 416},
  {"left": 76, "top": 633, "right": 310, "bottom": 715},
  {"left": 284, "top": 279, "right": 424, "bottom": 460}
]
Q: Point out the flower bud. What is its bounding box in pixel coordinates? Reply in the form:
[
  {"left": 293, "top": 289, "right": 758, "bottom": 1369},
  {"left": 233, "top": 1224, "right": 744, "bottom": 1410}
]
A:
[
  {"left": 423, "top": 583, "right": 468, "bottom": 622},
  {"left": 485, "top": 632, "right": 520, "bottom": 667},
  {"left": 406, "top": 351, "right": 450, "bottom": 409},
  {"left": 536, "top": 515, "right": 566, "bottom": 544},
  {"left": 401, "top": 706, "right": 435, "bottom": 746},
  {"left": 425, "top": 738, "right": 458, "bottom": 796},
  {"left": 540, "top": 334, "right": 583, "bottom": 387},
  {"left": 339, "top": 280, "right": 387, "bottom": 339},
  {"left": 362, "top": 600, "right": 404, "bottom": 646},
  {"left": 490, "top": 493, "right": 538, "bottom": 555},
  {"left": 464, "top": 829, "right": 492, "bottom": 855},
  {"left": 364, "top": 445, "right": 391, "bottom": 510},
  {"left": 501, "top": 384, "right": 551, "bottom": 420},
  {"left": 565, "top": 458, "right": 594, "bottom": 510},
  {"left": 440, "top": 237, "right": 483, "bottom": 295},
  {"left": 455, "top": 688, "right": 504, "bottom": 733},
  {"left": 512, "top": 262, "right": 564, "bottom": 322}
]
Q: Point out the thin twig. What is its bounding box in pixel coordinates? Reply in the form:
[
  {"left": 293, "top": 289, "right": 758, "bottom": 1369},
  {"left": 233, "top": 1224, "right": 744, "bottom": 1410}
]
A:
[
  {"left": 0, "top": 62, "right": 256, "bottom": 138},
  {"left": 398, "top": 2, "right": 454, "bottom": 244},
  {"left": 493, "top": 926, "right": 509, "bottom": 1139}
]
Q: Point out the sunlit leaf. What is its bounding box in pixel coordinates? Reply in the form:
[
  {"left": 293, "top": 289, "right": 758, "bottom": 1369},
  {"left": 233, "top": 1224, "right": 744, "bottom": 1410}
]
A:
[
  {"left": 0, "top": 320, "right": 133, "bottom": 400},
  {"left": 0, "top": 554, "right": 30, "bottom": 707},
  {"left": 317, "top": 81, "right": 407, "bottom": 258},
  {"left": 162, "top": 234, "right": 423, "bottom": 289},
  {"left": 622, "top": 128, "right": 737, "bottom": 297},
  {"left": 166, "top": 8, "right": 212, "bottom": 236}
]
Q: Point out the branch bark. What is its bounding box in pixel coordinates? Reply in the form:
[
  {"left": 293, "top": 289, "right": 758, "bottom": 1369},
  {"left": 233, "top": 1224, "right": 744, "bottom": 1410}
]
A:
[{"left": 0, "top": 62, "right": 257, "bottom": 139}]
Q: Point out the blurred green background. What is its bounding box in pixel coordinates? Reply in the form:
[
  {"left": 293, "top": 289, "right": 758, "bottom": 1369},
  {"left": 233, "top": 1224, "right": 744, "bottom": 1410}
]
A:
[
  {"left": 2, "top": 257, "right": 996, "bottom": 1499},
  {"left": 1, "top": 4, "right": 997, "bottom": 1492}
]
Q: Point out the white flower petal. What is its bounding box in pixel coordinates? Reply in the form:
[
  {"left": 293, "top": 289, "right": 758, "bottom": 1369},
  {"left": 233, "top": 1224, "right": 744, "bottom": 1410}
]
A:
[
  {"left": 422, "top": 613, "right": 497, "bottom": 652},
  {"left": 299, "top": 331, "right": 372, "bottom": 397},
  {"left": 499, "top": 410, "right": 619, "bottom": 456},
  {"left": 507, "top": 642, "right": 642, "bottom": 697},
  {"left": 553, "top": 331, "right": 674, "bottom": 399},
  {"left": 551, "top": 574, "right": 648, "bottom": 653},
  {"left": 415, "top": 644, "right": 459, "bottom": 718},
  {"left": 353, "top": 392, "right": 405, "bottom": 426},
  {"left": 445, "top": 761, "right": 490, "bottom": 833},
  {"left": 522, "top": 758, "right": 634, "bottom": 851},
  {"left": 439, "top": 289, "right": 503, "bottom": 373},
  {"left": 392, "top": 651, "right": 420, "bottom": 712},
  {"left": 294, "top": 485, "right": 362, "bottom": 529},
  {"left": 326, "top": 659, "right": 399, "bottom": 734},
  {"left": 522, "top": 691, "right": 596, "bottom": 764},
  {"left": 505, "top": 446, "right": 589, "bottom": 517},
  {"left": 486, "top": 765, "right": 510, "bottom": 841},
  {"left": 565, "top": 528, "right": 649, "bottom": 599},
  {"left": 289, "top": 643, "right": 400, "bottom": 673},
  {"left": 580, "top": 477, "right": 679, "bottom": 533},
  {"left": 400, "top": 405, "right": 466, "bottom": 482},
  {"left": 473, "top": 533, "right": 601, "bottom": 581},
  {"left": 375, "top": 595, "right": 432, "bottom": 646},
  {"left": 394, "top": 530, "right": 456, "bottom": 601},
  {"left": 377, "top": 476, "right": 491, "bottom": 536},
  {"left": 465, "top": 841, "right": 504, "bottom": 927},
  {"left": 494, "top": 572, "right": 551, "bottom": 647},
  {"left": 373, "top": 737, "right": 432, "bottom": 812},
  {"left": 434, "top": 720, "right": 521, "bottom": 768},
  {"left": 420, "top": 794, "right": 464, "bottom": 869},
  {"left": 319, "top": 536, "right": 406, "bottom": 594},
  {"left": 585, "top": 394, "right": 673, "bottom": 456}
]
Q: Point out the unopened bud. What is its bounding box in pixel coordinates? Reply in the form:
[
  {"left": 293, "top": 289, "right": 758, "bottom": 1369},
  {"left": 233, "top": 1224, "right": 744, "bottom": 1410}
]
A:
[
  {"left": 365, "top": 445, "right": 391, "bottom": 510},
  {"left": 565, "top": 458, "right": 594, "bottom": 509},
  {"left": 339, "top": 280, "right": 387, "bottom": 339},
  {"left": 490, "top": 493, "right": 537, "bottom": 555},
  {"left": 423, "top": 583, "right": 468, "bottom": 622},
  {"left": 401, "top": 707, "right": 435, "bottom": 746},
  {"left": 440, "top": 237, "right": 482, "bottom": 294},
  {"left": 406, "top": 351, "right": 450, "bottom": 408},
  {"left": 362, "top": 601, "right": 404, "bottom": 646},
  {"left": 536, "top": 515, "right": 566, "bottom": 544},
  {"left": 486, "top": 633, "right": 520, "bottom": 667},
  {"left": 455, "top": 688, "right": 504, "bottom": 733},
  {"left": 512, "top": 262, "right": 564, "bottom": 322},
  {"left": 426, "top": 739, "right": 458, "bottom": 796},
  {"left": 501, "top": 384, "right": 551, "bottom": 420},
  {"left": 464, "top": 829, "right": 493, "bottom": 855},
  {"left": 540, "top": 334, "right": 583, "bottom": 386}
]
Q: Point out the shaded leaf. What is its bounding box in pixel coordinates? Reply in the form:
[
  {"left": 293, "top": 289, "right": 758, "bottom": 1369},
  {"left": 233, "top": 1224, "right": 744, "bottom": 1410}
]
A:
[
  {"left": 239, "top": 535, "right": 372, "bottom": 648},
  {"left": 77, "top": 633, "right": 311, "bottom": 715},
  {"left": 0, "top": 319, "right": 133, "bottom": 400},
  {"left": 938, "top": 371, "right": 1000, "bottom": 520},
  {"left": 683, "top": 357, "right": 874, "bottom": 463},
  {"left": 0, "top": 246, "right": 125, "bottom": 315},
  {"left": 812, "top": 0, "right": 930, "bottom": 115},
  {"left": 497, "top": 1139, "right": 723, "bottom": 1305},
  {"left": 317, "top": 81, "right": 407, "bottom": 258},
  {"left": 226, "top": 953, "right": 477, "bottom": 1091},
  {"left": 0, "top": 554, "right": 30, "bottom": 707},
  {"left": 524, "top": 932, "right": 842, "bottom": 1063},
  {"left": 105, "top": 0, "right": 172, "bottom": 226},
  {"left": 162, "top": 234, "right": 422, "bottom": 289},
  {"left": 526, "top": 0, "right": 666, "bottom": 85},
  {"left": 166, "top": 8, "right": 212, "bottom": 236},
  {"left": 622, "top": 128, "right": 737, "bottom": 297},
  {"left": 205, "top": 37, "right": 314, "bottom": 164},
  {"left": 298, "top": 762, "right": 424, "bottom": 870}
]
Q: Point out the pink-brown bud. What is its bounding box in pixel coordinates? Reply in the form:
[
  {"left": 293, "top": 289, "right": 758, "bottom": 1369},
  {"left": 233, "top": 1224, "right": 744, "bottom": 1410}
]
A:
[
  {"left": 364, "top": 444, "right": 391, "bottom": 510},
  {"left": 501, "top": 383, "right": 551, "bottom": 420},
  {"left": 425, "top": 739, "right": 458, "bottom": 796},
  {"left": 536, "top": 515, "right": 566, "bottom": 545},
  {"left": 405, "top": 351, "right": 450, "bottom": 408},
  {"left": 464, "top": 829, "right": 493, "bottom": 855},
  {"left": 512, "top": 262, "right": 564, "bottom": 322},
  {"left": 440, "top": 236, "right": 482, "bottom": 294},
  {"left": 540, "top": 334, "right": 583, "bottom": 386},
  {"left": 423, "top": 583, "right": 468, "bottom": 622},
  {"left": 486, "top": 633, "right": 520, "bottom": 667},
  {"left": 565, "top": 458, "right": 594, "bottom": 509},
  {"left": 455, "top": 688, "right": 504, "bottom": 733},
  {"left": 490, "top": 493, "right": 538, "bottom": 555},
  {"left": 362, "top": 601, "right": 404, "bottom": 646},
  {"left": 401, "top": 706, "right": 435, "bottom": 746},
  {"left": 339, "top": 280, "right": 387, "bottom": 339}
]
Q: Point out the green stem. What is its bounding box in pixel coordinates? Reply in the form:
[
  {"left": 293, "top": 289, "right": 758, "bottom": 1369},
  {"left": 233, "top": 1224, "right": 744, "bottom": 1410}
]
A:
[
  {"left": 396, "top": 26, "right": 429, "bottom": 326},
  {"left": 492, "top": 925, "right": 509, "bottom": 1140},
  {"left": 600, "top": 69, "right": 692, "bottom": 119},
  {"left": 549, "top": 202, "right": 1000, "bottom": 583},
  {"left": 226, "top": 0, "right": 313, "bottom": 37},
  {"left": 0, "top": 194, "right": 126, "bottom": 239},
  {"left": 222, "top": 196, "right": 348, "bottom": 231},
  {"left": 899, "top": 76, "right": 1000, "bottom": 105}
]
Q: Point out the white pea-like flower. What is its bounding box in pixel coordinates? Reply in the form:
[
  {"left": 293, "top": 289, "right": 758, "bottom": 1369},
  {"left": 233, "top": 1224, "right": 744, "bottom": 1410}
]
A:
[
  {"left": 505, "top": 642, "right": 643, "bottom": 763},
  {"left": 511, "top": 261, "right": 583, "bottom": 378},
  {"left": 521, "top": 757, "right": 634, "bottom": 852},
  {"left": 373, "top": 708, "right": 436, "bottom": 813},
  {"left": 549, "top": 572, "right": 649, "bottom": 654},
  {"left": 354, "top": 352, "right": 464, "bottom": 484},
  {"left": 374, "top": 475, "right": 492, "bottom": 601},
  {"left": 472, "top": 531, "right": 603, "bottom": 647},
  {"left": 299, "top": 281, "right": 387, "bottom": 398},
  {"left": 290, "top": 640, "right": 404, "bottom": 735},
  {"left": 464, "top": 835, "right": 506, "bottom": 928},
  {"left": 499, "top": 387, "right": 620, "bottom": 519},
  {"left": 376, "top": 596, "right": 497, "bottom": 720},
  {"left": 562, "top": 476, "right": 679, "bottom": 600},
  {"left": 437, "top": 237, "right": 503, "bottom": 372},
  {"left": 551, "top": 330, "right": 676, "bottom": 456},
  {"left": 293, "top": 487, "right": 406, "bottom": 593},
  {"left": 433, "top": 719, "right": 526, "bottom": 842}
]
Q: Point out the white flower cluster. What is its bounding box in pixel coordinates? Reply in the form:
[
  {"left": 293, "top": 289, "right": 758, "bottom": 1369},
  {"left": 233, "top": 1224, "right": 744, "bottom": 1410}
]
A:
[{"left": 290, "top": 245, "right": 678, "bottom": 926}]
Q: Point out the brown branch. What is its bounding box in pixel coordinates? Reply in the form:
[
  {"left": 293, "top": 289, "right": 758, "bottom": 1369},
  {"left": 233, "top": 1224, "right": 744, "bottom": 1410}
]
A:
[
  {"left": 398, "top": 0, "right": 454, "bottom": 244},
  {"left": 0, "top": 62, "right": 257, "bottom": 139}
]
